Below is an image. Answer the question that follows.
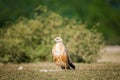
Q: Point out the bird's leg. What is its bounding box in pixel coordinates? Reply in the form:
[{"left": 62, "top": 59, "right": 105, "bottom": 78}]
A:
[
  {"left": 55, "top": 62, "right": 60, "bottom": 70},
  {"left": 64, "top": 63, "right": 67, "bottom": 70},
  {"left": 56, "top": 65, "right": 59, "bottom": 70}
]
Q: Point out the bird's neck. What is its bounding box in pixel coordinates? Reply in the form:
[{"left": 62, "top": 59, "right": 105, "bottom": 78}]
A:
[{"left": 56, "top": 42, "right": 64, "bottom": 46}]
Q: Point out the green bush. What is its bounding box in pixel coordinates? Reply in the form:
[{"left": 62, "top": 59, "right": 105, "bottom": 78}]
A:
[{"left": 0, "top": 6, "right": 104, "bottom": 63}]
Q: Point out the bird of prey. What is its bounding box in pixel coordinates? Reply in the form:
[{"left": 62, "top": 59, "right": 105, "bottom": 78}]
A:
[{"left": 52, "top": 37, "right": 75, "bottom": 69}]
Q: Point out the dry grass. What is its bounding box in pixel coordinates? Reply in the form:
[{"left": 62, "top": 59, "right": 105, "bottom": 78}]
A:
[
  {"left": 0, "top": 46, "right": 120, "bottom": 80},
  {"left": 0, "top": 62, "right": 120, "bottom": 80}
]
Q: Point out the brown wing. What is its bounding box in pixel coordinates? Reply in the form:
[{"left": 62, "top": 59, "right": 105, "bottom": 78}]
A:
[{"left": 64, "top": 46, "right": 75, "bottom": 69}]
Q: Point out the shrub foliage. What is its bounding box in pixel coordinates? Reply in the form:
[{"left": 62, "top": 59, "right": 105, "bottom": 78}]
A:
[{"left": 0, "top": 6, "right": 104, "bottom": 63}]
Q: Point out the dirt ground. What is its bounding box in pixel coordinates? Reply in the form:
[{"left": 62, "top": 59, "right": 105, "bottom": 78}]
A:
[{"left": 0, "top": 62, "right": 120, "bottom": 80}]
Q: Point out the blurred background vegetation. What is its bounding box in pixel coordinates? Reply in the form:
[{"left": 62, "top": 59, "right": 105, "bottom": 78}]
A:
[
  {"left": 0, "top": 0, "right": 119, "bottom": 45},
  {"left": 0, "top": 0, "right": 119, "bottom": 63}
]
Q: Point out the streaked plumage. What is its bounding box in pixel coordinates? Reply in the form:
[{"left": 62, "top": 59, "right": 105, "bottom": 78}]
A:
[{"left": 52, "top": 37, "right": 75, "bottom": 69}]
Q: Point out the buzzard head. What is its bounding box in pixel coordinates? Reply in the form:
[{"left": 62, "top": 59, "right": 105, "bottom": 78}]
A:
[{"left": 54, "top": 37, "right": 63, "bottom": 43}]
